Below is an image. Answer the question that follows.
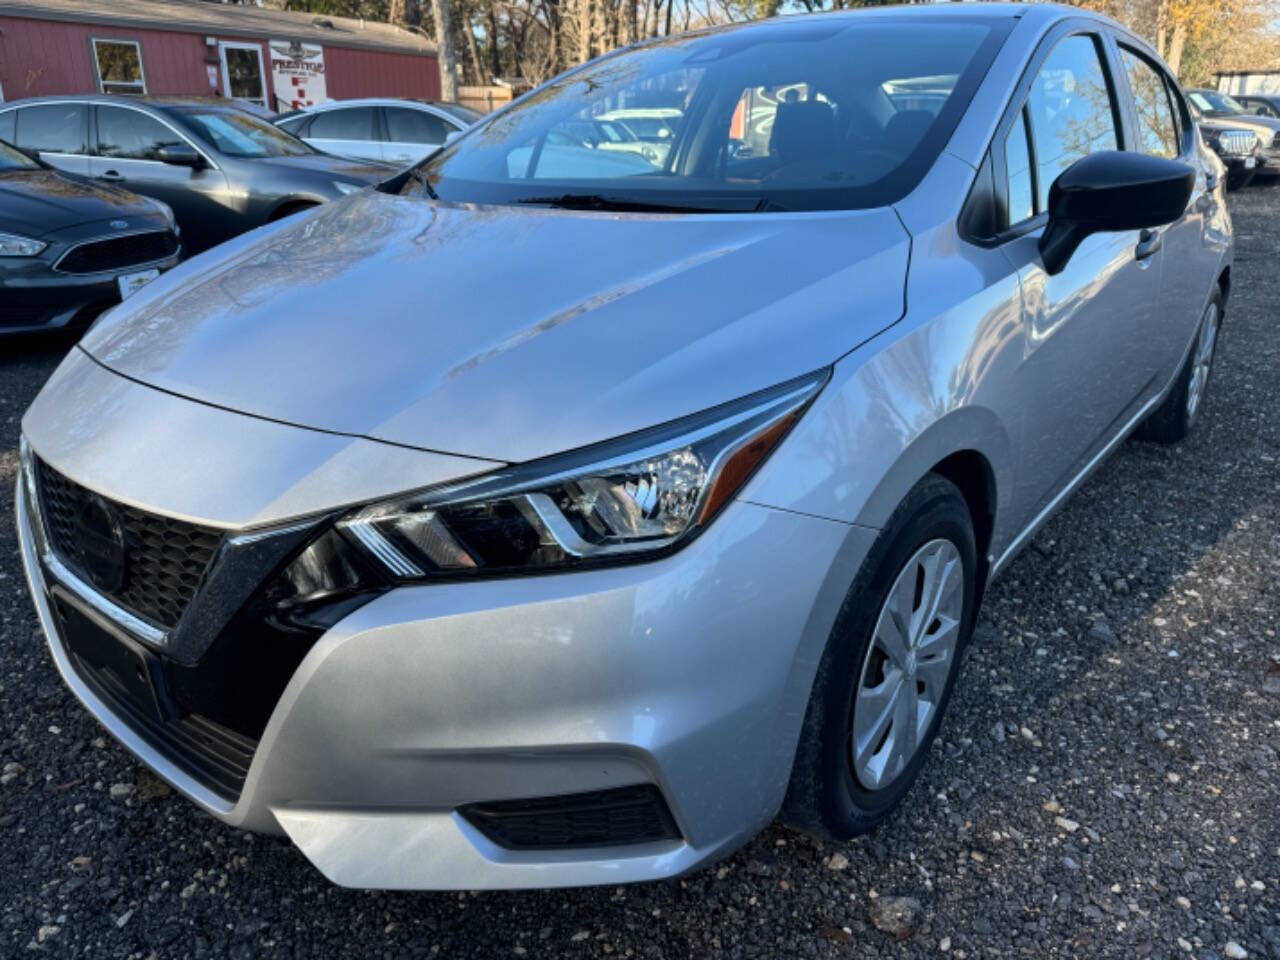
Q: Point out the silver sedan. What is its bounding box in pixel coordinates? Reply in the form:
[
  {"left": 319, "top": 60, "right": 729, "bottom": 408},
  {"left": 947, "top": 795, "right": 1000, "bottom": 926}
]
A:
[{"left": 17, "top": 3, "right": 1230, "bottom": 890}]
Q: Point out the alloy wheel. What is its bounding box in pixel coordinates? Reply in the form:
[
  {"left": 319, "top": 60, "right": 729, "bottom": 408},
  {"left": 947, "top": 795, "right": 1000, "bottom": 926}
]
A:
[
  {"left": 1186, "top": 300, "right": 1220, "bottom": 422},
  {"left": 851, "top": 538, "right": 964, "bottom": 791}
]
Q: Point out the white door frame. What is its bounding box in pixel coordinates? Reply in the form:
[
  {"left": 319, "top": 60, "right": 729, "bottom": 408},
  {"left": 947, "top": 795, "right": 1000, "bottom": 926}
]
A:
[{"left": 218, "top": 41, "right": 268, "bottom": 108}]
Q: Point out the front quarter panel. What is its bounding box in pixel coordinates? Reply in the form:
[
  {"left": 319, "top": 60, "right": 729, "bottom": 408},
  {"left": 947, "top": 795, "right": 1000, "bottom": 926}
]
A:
[{"left": 742, "top": 155, "right": 1024, "bottom": 557}]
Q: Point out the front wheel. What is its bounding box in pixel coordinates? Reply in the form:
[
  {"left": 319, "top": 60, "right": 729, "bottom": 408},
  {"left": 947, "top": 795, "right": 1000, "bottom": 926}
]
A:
[{"left": 782, "top": 474, "right": 978, "bottom": 840}]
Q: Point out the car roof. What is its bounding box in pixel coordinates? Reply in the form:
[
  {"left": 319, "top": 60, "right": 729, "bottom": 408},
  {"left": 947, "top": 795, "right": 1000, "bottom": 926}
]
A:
[
  {"left": 0, "top": 94, "right": 270, "bottom": 114},
  {"left": 276, "top": 97, "right": 462, "bottom": 115}
]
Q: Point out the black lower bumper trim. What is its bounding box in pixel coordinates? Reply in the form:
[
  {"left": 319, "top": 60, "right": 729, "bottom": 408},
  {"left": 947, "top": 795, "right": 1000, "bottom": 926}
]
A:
[{"left": 460, "top": 784, "right": 682, "bottom": 851}]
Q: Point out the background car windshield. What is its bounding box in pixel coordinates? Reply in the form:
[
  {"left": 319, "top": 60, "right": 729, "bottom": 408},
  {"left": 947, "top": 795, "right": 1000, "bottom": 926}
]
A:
[
  {"left": 0, "top": 139, "right": 38, "bottom": 170},
  {"left": 1189, "top": 91, "right": 1245, "bottom": 115},
  {"left": 174, "top": 109, "right": 314, "bottom": 158},
  {"left": 421, "top": 18, "right": 1002, "bottom": 211}
]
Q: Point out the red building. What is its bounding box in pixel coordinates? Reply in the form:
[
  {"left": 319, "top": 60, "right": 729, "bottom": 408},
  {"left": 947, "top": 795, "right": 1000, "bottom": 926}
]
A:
[{"left": 0, "top": 0, "right": 440, "bottom": 111}]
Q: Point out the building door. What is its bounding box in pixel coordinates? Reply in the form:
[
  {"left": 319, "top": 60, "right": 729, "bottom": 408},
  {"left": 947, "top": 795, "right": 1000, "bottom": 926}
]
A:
[{"left": 219, "top": 42, "right": 268, "bottom": 109}]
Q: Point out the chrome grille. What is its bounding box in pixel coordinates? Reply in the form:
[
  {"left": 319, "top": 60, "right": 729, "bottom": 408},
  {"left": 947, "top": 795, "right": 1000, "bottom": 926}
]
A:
[
  {"left": 1219, "top": 130, "right": 1257, "bottom": 155},
  {"left": 35, "top": 459, "right": 223, "bottom": 631}
]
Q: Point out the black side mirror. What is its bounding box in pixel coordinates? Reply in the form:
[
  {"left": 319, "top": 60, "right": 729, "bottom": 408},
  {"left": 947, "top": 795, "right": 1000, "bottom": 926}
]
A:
[
  {"left": 156, "top": 143, "right": 204, "bottom": 168},
  {"left": 1039, "top": 150, "right": 1194, "bottom": 276}
]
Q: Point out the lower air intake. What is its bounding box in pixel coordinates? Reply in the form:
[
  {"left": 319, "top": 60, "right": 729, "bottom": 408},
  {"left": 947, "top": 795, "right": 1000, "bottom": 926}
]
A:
[{"left": 460, "top": 784, "right": 681, "bottom": 850}]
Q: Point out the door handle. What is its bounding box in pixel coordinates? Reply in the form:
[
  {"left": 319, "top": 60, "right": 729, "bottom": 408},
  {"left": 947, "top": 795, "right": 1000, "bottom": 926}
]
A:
[
  {"left": 1135, "top": 228, "right": 1161, "bottom": 261},
  {"left": 97, "top": 170, "right": 125, "bottom": 182}
]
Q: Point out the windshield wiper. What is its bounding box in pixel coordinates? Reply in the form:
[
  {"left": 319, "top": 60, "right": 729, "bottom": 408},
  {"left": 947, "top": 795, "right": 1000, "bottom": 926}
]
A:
[
  {"left": 377, "top": 165, "right": 439, "bottom": 199},
  {"left": 517, "top": 193, "right": 769, "bottom": 214}
]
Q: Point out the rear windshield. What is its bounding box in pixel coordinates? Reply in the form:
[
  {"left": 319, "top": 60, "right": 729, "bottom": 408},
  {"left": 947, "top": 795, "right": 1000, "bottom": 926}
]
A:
[
  {"left": 417, "top": 17, "right": 1007, "bottom": 212},
  {"left": 434, "top": 102, "right": 483, "bottom": 125},
  {"left": 170, "top": 107, "right": 315, "bottom": 158}
]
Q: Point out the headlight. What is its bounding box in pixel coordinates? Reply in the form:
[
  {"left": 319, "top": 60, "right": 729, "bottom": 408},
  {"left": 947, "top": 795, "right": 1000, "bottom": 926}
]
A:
[
  {"left": 0, "top": 231, "right": 47, "bottom": 256},
  {"left": 262, "top": 371, "right": 826, "bottom": 623},
  {"left": 341, "top": 370, "right": 826, "bottom": 577},
  {"left": 333, "top": 181, "right": 364, "bottom": 195}
]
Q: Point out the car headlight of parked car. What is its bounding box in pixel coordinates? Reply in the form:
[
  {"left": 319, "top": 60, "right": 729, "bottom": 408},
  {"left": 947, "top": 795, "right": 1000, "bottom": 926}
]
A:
[
  {"left": 264, "top": 370, "right": 828, "bottom": 623},
  {"left": 0, "top": 231, "right": 48, "bottom": 256},
  {"left": 333, "top": 181, "right": 364, "bottom": 195}
]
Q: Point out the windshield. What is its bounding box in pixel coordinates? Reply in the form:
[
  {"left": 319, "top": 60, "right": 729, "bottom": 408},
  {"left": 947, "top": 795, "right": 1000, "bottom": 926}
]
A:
[
  {"left": 416, "top": 17, "right": 1006, "bottom": 212},
  {"left": 1189, "top": 91, "right": 1246, "bottom": 115},
  {"left": 0, "top": 139, "right": 38, "bottom": 171},
  {"left": 170, "top": 107, "right": 315, "bottom": 158}
]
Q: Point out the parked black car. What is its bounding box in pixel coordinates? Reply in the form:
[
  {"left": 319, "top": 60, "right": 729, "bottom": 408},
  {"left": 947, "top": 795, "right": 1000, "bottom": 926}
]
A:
[
  {"left": 1, "top": 138, "right": 180, "bottom": 335},
  {"left": 0, "top": 97, "right": 393, "bottom": 253}
]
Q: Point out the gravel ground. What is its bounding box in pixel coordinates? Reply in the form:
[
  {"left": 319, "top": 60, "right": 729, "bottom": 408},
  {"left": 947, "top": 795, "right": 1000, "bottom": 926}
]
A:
[{"left": 1, "top": 189, "right": 1277, "bottom": 960}]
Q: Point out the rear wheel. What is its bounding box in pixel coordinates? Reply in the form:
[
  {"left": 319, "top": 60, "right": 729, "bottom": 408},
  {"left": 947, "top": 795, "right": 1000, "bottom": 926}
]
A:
[
  {"left": 782, "top": 474, "right": 977, "bottom": 840},
  {"left": 1136, "top": 288, "right": 1222, "bottom": 444}
]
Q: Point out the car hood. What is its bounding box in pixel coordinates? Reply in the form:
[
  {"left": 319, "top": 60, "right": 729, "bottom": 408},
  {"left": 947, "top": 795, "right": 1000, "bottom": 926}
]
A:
[
  {"left": 1200, "top": 114, "right": 1280, "bottom": 137},
  {"left": 0, "top": 169, "right": 163, "bottom": 237},
  {"left": 81, "top": 190, "right": 910, "bottom": 463},
  {"left": 251, "top": 152, "right": 394, "bottom": 182}
]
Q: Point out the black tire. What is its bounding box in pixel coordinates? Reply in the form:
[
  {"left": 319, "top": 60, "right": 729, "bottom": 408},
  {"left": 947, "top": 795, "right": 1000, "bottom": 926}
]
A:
[
  {"left": 781, "top": 473, "right": 978, "bottom": 840},
  {"left": 1135, "top": 286, "right": 1223, "bottom": 444}
]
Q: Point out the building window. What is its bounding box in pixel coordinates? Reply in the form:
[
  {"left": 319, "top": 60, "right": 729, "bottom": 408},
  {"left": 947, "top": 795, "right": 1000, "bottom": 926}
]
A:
[{"left": 93, "top": 39, "right": 147, "bottom": 95}]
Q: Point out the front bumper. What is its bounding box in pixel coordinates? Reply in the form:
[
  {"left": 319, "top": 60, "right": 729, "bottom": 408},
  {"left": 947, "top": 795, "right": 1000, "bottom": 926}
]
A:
[
  {"left": 17, "top": 371, "right": 872, "bottom": 889},
  {"left": 1, "top": 219, "right": 180, "bottom": 335}
]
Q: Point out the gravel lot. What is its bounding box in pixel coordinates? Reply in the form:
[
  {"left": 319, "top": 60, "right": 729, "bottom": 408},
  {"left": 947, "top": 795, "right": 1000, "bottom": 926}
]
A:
[{"left": 1, "top": 189, "right": 1277, "bottom": 960}]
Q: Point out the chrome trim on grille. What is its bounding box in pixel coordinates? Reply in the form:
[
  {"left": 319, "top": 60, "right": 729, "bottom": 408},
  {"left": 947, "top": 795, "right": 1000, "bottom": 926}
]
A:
[
  {"left": 40, "top": 549, "right": 168, "bottom": 647},
  {"left": 52, "top": 228, "right": 177, "bottom": 275}
]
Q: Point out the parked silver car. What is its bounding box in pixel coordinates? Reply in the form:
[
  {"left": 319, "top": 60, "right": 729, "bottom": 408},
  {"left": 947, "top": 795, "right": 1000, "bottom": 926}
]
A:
[
  {"left": 18, "top": 3, "right": 1230, "bottom": 891},
  {"left": 274, "top": 98, "right": 482, "bottom": 166}
]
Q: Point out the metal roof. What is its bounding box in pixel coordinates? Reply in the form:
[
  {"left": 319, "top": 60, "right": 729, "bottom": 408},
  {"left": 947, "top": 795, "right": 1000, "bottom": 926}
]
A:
[{"left": 0, "top": 0, "right": 436, "bottom": 56}]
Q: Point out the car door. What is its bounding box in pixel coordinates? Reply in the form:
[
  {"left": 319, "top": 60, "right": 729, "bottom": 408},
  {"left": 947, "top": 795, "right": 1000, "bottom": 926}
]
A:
[
  {"left": 1114, "top": 43, "right": 1214, "bottom": 391},
  {"left": 10, "top": 103, "right": 92, "bottom": 176},
  {"left": 997, "top": 30, "right": 1164, "bottom": 526},
  {"left": 89, "top": 104, "right": 231, "bottom": 253},
  {"left": 382, "top": 106, "right": 456, "bottom": 166},
  {"left": 302, "top": 106, "right": 381, "bottom": 161}
]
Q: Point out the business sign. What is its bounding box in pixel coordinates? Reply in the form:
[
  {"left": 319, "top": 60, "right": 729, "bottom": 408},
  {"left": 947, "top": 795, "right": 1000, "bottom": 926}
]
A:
[{"left": 269, "top": 40, "right": 327, "bottom": 110}]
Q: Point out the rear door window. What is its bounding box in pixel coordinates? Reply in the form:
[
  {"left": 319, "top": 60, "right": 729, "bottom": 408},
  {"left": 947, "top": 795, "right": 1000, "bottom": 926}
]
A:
[{"left": 14, "top": 103, "right": 88, "bottom": 155}]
